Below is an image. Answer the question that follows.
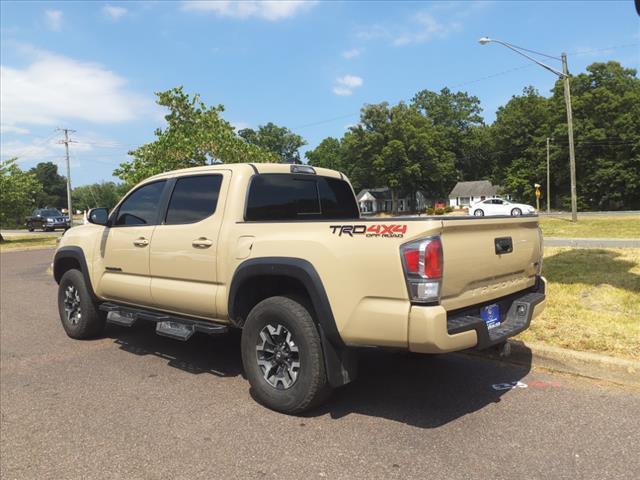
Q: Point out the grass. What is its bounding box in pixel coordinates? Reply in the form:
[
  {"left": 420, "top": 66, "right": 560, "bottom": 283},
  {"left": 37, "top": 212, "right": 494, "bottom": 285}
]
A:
[
  {"left": 518, "top": 247, "right": 640, "bottom": 360},
  {"left": 0, "top": 234, "right": 59, "bottom": 252},
  {"left": 539, "top": 215, "right": 640, "bottom": 239}
]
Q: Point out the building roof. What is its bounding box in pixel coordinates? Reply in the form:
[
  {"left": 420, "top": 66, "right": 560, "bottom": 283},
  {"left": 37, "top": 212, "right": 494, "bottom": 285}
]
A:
[{"left": 448, "top": 180, "right": 500, "bottom": 198}]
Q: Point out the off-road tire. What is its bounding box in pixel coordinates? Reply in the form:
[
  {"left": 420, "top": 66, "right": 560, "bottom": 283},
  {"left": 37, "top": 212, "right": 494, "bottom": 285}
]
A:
[
  {"left": 57, "top": 269, "right": 106, "bottom": 339},
  {"left": 474, "top": 209, "right": 484, "bottom": 216},
  {"left": 241, "top": 296, "right": 331, "bottom": 414},
  {"left": 511, "top": 208, "right": 522, "bottom": 216},
  {"left": 27, "top": 223, "right": 34, "bottom": 232}
]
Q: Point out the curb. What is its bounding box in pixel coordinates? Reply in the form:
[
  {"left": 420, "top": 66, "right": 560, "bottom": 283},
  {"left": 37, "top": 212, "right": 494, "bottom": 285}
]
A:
[{"left": 463, "top": 340, "right": 640, "bottom": 387}]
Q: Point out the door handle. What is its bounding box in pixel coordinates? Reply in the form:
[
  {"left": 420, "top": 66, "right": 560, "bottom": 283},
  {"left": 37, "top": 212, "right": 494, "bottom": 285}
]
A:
[
  {"left": 133, "top": 237, "right": 149, "bottom": 247},
  {"left": 192, "top": 237, "right": 213, "bottom": 249}
]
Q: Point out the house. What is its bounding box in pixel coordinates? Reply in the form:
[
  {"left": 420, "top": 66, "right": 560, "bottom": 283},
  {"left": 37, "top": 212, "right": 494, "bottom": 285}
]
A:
[
  {"left": 448, "top": 180, "right": 510, "bottom": 207},
  {"left": 356, "top": 187, "right": 432, "bottom": 214}
]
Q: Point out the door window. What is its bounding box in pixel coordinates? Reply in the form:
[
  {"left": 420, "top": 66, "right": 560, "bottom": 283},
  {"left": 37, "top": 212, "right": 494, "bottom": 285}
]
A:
[
  {"left": 115, "top": 181, "right": 166, "bottom": 226},
  {"left": 165, "top": 175, "right": 223, "bottom": 224}
]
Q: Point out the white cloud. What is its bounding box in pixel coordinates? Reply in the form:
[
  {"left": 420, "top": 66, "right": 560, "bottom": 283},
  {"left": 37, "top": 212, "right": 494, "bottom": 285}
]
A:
[
  {"left": 103, "top": 4, "right": 128, "bottom": 20},
  {"left": 336, "top": 75, "right": 363, "bottom": 88},
  {"left": 332, "top": 74, "right": 363, "bottom": 96},
  {"left": 342, "top": 48, "right": 361, "bottom": 59},
  {"left": 392, "top": 12, "right": 460, "bottom": 46},
  {"left": 357, "top": 2, "right": 486, "bottom": 47},
  {"left": 0, "top": 47, "right": 148, "bottom": 131},
  {"left": 45, "top": 10, "right": 63, "bottom": 31},
  {"left": 181, "top": 1, "right": 317, "bottom": 21},
  {"left": 332, "top": 86, "right": 353, "bottom": 96},
  {"left": 0, "top": 124, "right": 30, "bottom": 135}
]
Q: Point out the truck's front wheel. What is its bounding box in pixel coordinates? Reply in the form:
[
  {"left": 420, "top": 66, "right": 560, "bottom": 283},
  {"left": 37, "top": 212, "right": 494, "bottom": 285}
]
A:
[
  {"left": 241, "top": 296, "right": 331, "bottom": 414},
  {"left": 57, "top": 269, "right": 106, "bottom": 339}
]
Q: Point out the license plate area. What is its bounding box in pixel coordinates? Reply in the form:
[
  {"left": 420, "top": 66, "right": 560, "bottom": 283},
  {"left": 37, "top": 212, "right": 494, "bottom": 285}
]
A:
[{"left": 480, "top": 303, "right": 501, "bottom": 330}]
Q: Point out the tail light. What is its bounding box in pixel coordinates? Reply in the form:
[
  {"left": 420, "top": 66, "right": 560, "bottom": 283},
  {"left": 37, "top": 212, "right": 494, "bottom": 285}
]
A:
[{"left": 400, "top": 237, "right": 443, "bottom": 303}]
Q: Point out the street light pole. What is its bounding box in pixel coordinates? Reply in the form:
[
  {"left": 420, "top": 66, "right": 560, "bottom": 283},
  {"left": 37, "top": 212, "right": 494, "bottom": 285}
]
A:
[
  {"left": 546, "top": 137, "right": 551, "bottom": 213},
  {"left": 561, "top": 53, "right": 578, "bottom": 222},
  {"left": 479, "top": 37, "right": 578, "bottom": 221}
]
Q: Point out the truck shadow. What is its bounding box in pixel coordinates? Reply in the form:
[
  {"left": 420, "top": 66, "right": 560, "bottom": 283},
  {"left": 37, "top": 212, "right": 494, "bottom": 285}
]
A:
[
  {"left": 105, "top": 323, "right": 532, "bottom": 429},
  {"left": 311, "top": 348, "right": 532, "bottom": 428},
  {"left": 107, "top": 322, "right": 244, "bottom": 378}
]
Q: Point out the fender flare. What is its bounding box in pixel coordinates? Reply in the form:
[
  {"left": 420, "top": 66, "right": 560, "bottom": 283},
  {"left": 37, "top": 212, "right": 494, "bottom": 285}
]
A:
[
  {"left": 228, "top": 257, "right": 357, "bottom": 387},
  {"left": 53, "top": 246, "right": 98, "bottom": 301}
]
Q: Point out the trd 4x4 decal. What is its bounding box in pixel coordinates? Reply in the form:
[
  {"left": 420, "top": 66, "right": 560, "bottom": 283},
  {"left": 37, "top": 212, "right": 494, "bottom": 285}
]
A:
[{"left": 330, "top": 224, "right": 407, "bottom": 238}]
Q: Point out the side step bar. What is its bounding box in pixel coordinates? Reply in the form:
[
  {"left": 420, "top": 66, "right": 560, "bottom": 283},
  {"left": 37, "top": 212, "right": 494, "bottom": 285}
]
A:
[{"left": 99, "top": 302, "right": 229, "bottom": 341}]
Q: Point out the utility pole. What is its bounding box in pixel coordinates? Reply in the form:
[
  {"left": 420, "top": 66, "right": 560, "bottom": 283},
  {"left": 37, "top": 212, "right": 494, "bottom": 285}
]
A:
[
  {"left": 58, "top": 128, "right": 76, "bottom": 225},
  {"left": 561, "top": 53, "right": 578, "bottom": 222},
  {"left": 546, "top": 137, "right": 551, "bottom": 213}
]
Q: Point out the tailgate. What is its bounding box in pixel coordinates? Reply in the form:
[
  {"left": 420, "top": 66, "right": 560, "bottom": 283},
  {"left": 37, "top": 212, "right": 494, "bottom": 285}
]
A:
[{"left": 439, "top": 216, "right": 542, "bottom": 311}]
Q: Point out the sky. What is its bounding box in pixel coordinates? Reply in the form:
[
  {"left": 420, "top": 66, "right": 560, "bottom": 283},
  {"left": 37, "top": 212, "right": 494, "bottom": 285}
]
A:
[{"left": 1, "top": 0, "right": 639, "bottom": 186}]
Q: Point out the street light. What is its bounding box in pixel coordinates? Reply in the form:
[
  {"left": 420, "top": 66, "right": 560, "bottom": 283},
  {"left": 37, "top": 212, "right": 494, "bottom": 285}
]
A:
[{"left": 479, "top": 37, "right": 578, "bottom": 222}]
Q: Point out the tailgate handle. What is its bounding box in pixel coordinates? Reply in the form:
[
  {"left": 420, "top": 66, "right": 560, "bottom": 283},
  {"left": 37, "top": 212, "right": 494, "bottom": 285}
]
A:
[{"left": 495, "top": 237, "right": 513, "bottom": 255}]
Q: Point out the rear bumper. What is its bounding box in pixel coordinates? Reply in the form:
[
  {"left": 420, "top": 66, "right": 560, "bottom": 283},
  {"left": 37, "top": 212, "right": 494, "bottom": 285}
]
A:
[{"left": 408, "top": 276, "right": 546, "bottom": 354}]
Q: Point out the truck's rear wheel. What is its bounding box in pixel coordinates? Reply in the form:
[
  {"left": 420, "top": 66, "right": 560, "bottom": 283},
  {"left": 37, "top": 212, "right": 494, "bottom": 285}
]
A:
[
  {"left": 241, "top": 296, "right": 330, "bottom": 414},
  {"left": 57, "top": 269, "right": 106, "bottom": 339}
]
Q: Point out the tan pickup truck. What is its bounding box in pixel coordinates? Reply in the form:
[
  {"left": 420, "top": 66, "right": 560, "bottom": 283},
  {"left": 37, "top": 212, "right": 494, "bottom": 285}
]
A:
[{"left": 53, "top": 163, "right": 546, "bottom": 413}]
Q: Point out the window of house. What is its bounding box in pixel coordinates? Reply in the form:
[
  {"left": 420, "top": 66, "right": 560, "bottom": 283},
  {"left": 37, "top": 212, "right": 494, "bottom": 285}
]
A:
[
  {"left": 165, "top": 175, "right": 223, "bottom": 225},
  {"left": 115, "top": 181, "right": 166, "bottom": 226}
]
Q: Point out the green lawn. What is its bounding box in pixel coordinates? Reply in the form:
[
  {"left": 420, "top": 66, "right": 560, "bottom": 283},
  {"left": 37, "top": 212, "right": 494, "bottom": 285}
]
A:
[
  {"left": 0, "top": 234, "right": 59, "bottom": 251},
  {"left": 539, "top": 215, "right": 640, "bottom": 239},
  {"left": 518, "top": 247, "right": 640, "bottom": 360}
]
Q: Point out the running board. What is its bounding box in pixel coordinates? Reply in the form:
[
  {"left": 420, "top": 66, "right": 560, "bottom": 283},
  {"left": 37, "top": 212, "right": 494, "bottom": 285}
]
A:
[{"left": 99, "top": 302, "right": 229, "bottom": 340}]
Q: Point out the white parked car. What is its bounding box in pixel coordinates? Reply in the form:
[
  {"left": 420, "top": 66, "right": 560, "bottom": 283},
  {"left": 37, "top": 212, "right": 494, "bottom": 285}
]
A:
[{"left": 469, "top": 198, "right": 536, "bottom": 217}]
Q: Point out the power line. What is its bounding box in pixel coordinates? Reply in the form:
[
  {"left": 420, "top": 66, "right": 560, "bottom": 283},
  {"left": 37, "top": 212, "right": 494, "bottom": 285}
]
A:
[{"left": 567, "top": 42, "right": 640, "bottom": 56}]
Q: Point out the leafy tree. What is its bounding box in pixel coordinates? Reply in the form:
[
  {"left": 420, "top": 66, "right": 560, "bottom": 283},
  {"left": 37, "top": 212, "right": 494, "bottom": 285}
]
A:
[
  {"left": 305, "top": 137, "right": 344, "bottom": 171},
  {"left": 411, "top": 87, "right": 489, "bottom": 180},
  {"left": 114, "top": 87, "right": 275, "bottom": 185},
  {"left": 490, "top": 86, "right": 551, "bottom": 203},
  {"left": 0, "top": 158, "right": 43, "bottom": 232},
  {"left": 28, "top": 162, "right": 67, "bottom": 209},
  {"left": 239, "top": 122, "right": 306, "bottom": 164},
  {"left": 72, "top": 182, "right": 129, "bottom": 211},
  {"left": 548, "top": 61, "right": 640, "bottom": 209}
]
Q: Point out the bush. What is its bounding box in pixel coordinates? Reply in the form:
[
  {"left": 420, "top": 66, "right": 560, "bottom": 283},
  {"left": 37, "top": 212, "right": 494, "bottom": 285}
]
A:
[
  {"left": 435, "top": 208, "right": 445, "bottom": 215},
  {"left": 426, "top": 207, "right": 435, "bottom": 215},
  {"left": 444, "top": 205, "right": 453, "bottom": 213}
]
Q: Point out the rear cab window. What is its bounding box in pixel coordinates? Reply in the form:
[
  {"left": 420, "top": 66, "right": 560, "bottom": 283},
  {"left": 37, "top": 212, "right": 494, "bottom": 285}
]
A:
[{"left": 245, "top": 174, "right": 359, "bottom": 221}]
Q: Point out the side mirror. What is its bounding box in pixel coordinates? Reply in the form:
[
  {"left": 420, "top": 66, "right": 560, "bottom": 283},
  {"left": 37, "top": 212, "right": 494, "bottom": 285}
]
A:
[{"left": 88, "top": 208, "right": 109, "bottom": 226}]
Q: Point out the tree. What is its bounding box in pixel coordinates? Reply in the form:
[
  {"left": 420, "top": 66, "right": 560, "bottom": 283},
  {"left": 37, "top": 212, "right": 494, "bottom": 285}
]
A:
[
  {"left": 490, "top": 86, "right": 551, "bottom": 203},
  {"left": 411, "top": 87, "right": 489, "bottom": 180},
  {"left": 238, "top": 122, "right": 306, "bottom": 164},
  {"left": 0, "top": 158, "right": 43, "bottom": 233},
  {"left": 28, "top": 162, "right": 67, "bottom": 209},
  {"left": 72, "top": 182, "right": 129, "bottom": 211},
  {"left": 339, "top": 102, "right": 457, "bottom": 211},
  {"left": 305, "top": 137, "right": 344, "bottom": 171},
  {"left": 548, "top": 61, "right": 640, "bottom": 209},
  {"left": 114, "top": 87, "right": 275, "bottom": 185}
]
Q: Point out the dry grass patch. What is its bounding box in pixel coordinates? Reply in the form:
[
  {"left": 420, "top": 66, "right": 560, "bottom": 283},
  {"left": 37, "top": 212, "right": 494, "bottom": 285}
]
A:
[
  {"left": 539, "top": 215, "right": 640, "bottom": 239},
  {"left": 518, "top": 247, "right": 640, "bottom": 360}
]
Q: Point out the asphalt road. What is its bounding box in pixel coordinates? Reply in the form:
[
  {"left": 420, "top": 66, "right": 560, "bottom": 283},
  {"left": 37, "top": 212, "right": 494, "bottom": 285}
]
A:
[
  {"left": 2, "top": 249, "right": 639, "bottom": 480},
  {"left": 545, "top": 237, "right": 640, "bottom": 248}
]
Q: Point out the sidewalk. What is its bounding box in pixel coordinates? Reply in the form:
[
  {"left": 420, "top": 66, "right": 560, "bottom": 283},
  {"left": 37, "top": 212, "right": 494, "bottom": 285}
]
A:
[{"left": 545, "top": 237, "right": 640, "bottom": 248}]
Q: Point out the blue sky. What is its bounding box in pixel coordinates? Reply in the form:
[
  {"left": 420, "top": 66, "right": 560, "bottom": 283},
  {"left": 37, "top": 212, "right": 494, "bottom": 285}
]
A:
[{"left": 1, "top": 0, "right": 638, "bottom": 186}]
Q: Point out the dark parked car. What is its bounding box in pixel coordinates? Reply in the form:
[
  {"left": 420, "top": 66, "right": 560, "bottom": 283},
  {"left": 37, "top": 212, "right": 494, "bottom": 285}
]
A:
[{"left": 26, "top": 209, "right": 70, "bottom": 231}]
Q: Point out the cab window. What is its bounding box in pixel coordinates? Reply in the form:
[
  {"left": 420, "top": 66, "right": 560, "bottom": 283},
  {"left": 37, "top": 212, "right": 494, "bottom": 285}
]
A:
[
  {"left": 164, "top": 175, "right": 223, "bottom": 224},
  {"left": 115, "top": 181, "right": 166, "bottom": 226}
]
